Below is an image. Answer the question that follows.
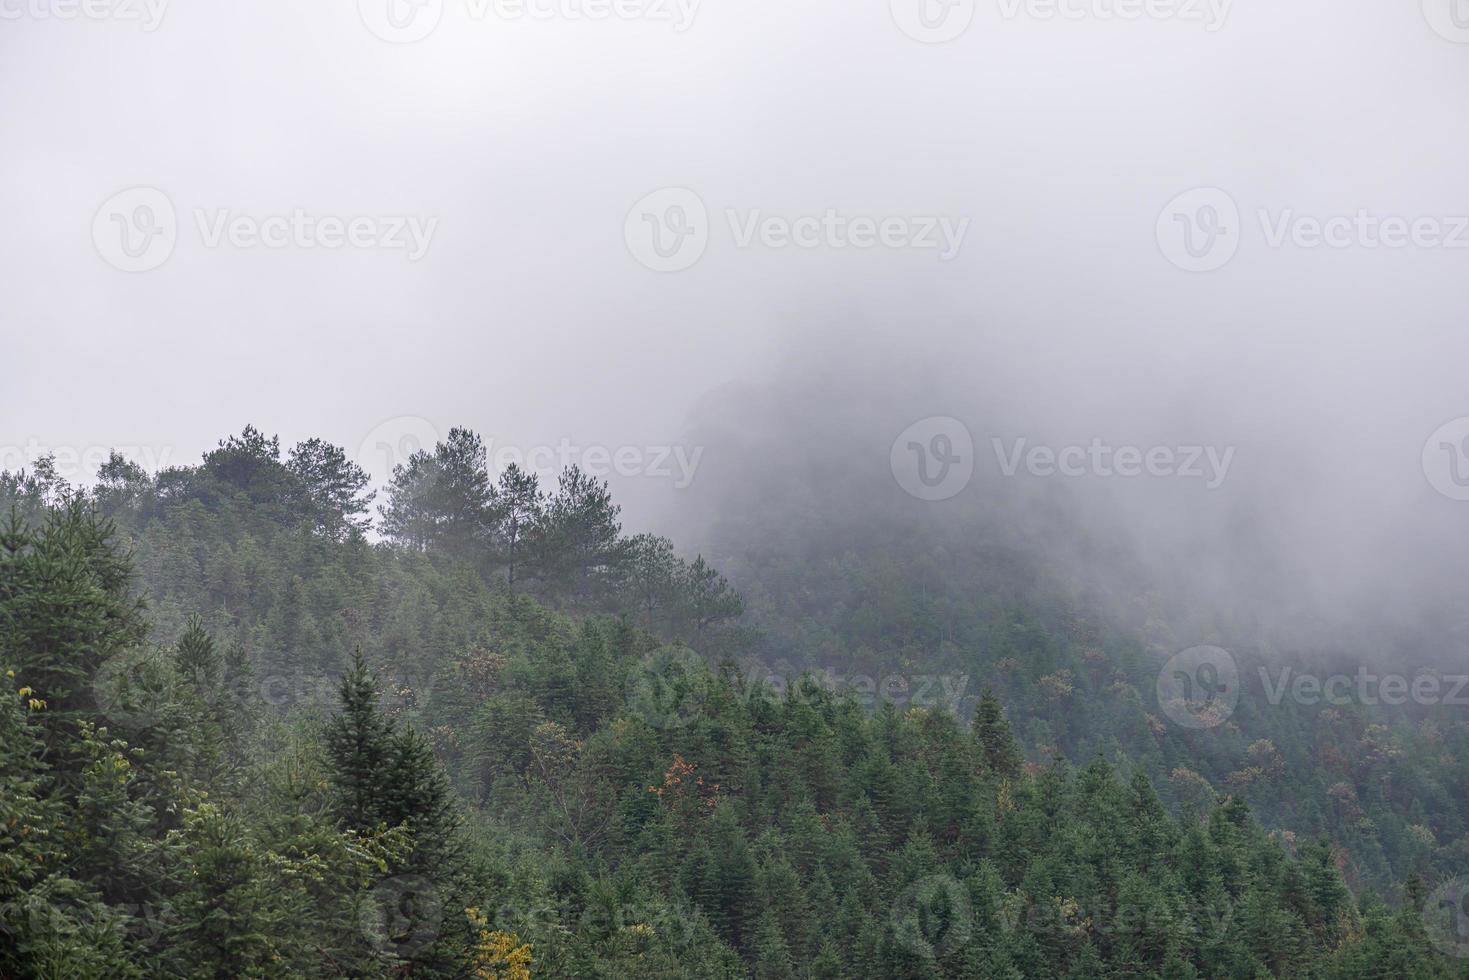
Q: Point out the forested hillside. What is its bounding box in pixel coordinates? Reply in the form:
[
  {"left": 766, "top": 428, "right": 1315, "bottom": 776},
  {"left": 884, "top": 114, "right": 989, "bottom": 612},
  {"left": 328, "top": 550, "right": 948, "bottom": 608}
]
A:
[
  {"left": 2, "top": 428, "right": 1467, "bottom": 977},
  {"left": 678, "top": 390, "right": 1469, "bottom": 898},
  {"left": 705, "top": 511, "right": 1469, "bottom": 896}
]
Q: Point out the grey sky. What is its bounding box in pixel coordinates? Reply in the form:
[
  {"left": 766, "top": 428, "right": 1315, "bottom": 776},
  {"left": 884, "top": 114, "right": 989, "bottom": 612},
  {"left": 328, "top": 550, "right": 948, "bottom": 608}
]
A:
[{"left": 4, "top": 0, "right": 1469, "bottom": 646}]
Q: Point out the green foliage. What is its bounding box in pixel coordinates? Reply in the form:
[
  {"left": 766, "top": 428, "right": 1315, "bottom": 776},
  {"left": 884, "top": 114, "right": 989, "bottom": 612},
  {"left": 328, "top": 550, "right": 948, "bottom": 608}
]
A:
[{"left": 1, "top": 430, "right": 1465, "bottom": 977}]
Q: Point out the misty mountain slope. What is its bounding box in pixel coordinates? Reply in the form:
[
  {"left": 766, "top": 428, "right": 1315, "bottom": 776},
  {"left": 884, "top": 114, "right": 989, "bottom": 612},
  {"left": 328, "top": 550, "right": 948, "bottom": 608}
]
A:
[
  {"left": 36, "top": 414, "right": 1468, "bottom": 897},
  {"left": 672, "top": 373, "right": 1469, "bottom": 896},
  {"left": 6, "top": 443, "right": 1468, "bottom": 978}
]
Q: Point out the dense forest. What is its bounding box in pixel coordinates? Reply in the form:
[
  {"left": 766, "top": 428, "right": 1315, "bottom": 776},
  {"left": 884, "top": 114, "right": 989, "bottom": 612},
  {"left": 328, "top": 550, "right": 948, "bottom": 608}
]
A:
[{"left": 2, "top": 427, "right": 1468, "bottom": 977}]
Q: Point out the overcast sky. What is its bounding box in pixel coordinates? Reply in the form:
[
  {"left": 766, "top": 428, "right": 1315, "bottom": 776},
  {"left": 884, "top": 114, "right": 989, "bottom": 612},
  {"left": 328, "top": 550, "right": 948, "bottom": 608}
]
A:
[{"left": 5, "top": 0, "right": 1469, "bottom": 644}]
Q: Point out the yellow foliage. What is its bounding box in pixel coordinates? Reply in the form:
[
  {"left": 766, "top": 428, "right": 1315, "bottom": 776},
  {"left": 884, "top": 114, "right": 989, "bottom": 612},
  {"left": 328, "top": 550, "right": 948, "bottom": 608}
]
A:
[{"left": 466, "top": 907, "right": 533, "bottom": 980}]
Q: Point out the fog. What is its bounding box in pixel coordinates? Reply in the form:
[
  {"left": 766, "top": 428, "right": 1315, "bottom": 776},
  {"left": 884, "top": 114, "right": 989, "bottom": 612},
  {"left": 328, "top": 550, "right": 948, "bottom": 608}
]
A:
[{"left": 5, "top": 0, "right": 1468, "bottom": 662}]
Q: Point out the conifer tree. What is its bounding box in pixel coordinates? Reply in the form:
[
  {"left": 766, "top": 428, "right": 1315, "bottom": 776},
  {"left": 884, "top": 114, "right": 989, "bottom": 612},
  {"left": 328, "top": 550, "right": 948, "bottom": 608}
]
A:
[
  {"left": 175, "top": 614, "right": 220, "bottom": 690},
  {"left": 325, "top": 648, "right": 395, "bottom": 830},
  {"left": 973, "top": 690, "right": 1024, "bottom": 780},
  {"left": 285, "top": 437, "right": 376, "bottom": 539},
  {"left": 493, "top": 462, "right": 543, "bottom": 590}
]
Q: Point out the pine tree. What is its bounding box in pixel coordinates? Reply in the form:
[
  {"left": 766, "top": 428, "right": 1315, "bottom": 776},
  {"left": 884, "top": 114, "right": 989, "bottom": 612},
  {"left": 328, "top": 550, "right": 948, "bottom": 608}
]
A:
[
  {"left": 324, "top": 648, "right": 395, "bottom": 830},
  {"left": 752, "top": 910, "right": 796, "bottom": 979},
  {"left": 808, "top": 940, "right": 844, "bottom": 980},
  {"left": 973, "top": 691, "right": 1024, "bottom": 780},
  {"left": 493, "top": 462, "right": 543, "bottom": 590},
  {"left": 175, "top": 614, "right": 220, "bottom": 690},
  {"left": 285, "top": 437, "right": 375, "bottom": 539},
  {"left": 384, "top": 723, "right": 462, "bottom": 874},
  {"left": 679, "top": 556, "right": 744, "bottom": 635},
  {"left": 163, "top": 805, "right": 280, "bottom": 979},
  {"left": 535, "top": 466, "right": 625, "bottom": 603},
  {"left": 0, "top": 502, "right": 147, "bottom": 734}
]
